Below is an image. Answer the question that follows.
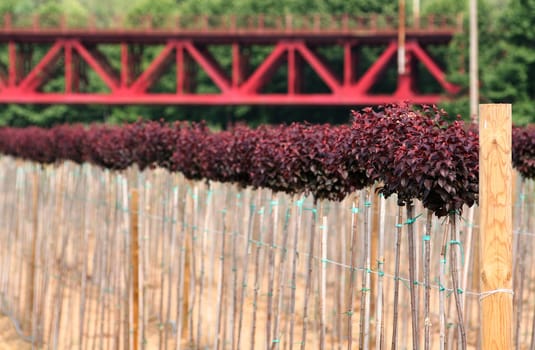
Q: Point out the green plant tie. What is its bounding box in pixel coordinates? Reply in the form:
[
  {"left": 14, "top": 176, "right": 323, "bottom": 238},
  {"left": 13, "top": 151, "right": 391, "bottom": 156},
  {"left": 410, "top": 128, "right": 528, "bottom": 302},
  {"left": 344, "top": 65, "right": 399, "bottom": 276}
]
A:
[
  {"left": 405, "top": 213, "right": 423, "bottom": 225},
  {"left": 423, "top": 235, "right": 431, "bottom": 241},
  {"left": 352, "top": 206, "right": 359, "bottom": 214},
  {"left": 447, "top": 239, "right": 465, "bottom": 265},
  {"left": 364, "top": 201, "right": 372, "bottom": 207}
]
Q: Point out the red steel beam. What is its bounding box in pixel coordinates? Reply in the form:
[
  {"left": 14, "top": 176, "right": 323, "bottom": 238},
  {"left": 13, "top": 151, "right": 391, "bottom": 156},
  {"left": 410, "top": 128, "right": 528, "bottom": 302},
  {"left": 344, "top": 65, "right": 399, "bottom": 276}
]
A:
[
  {"left": 130, "top": 42, "right": 175, "bottom": 93},
  {"left": 121, "top": 42, "right": 130, "bottom": 87},
  {"left": 352, "top": 41, "right": 397, "bottom": 94},
  {"left": 239, "top": 42, "right": 287, "bottom": 93},
  {"left": 343, "top": 42, "right": 358, "bottom": 86},
  {"left": 18, "top": 41, "right": 63, "bottom": 91},
  {"left": 0, "top": 92, "right": 444, "bottom": 105},
  {"left": 183, "top": 42, "right": 231, "bottom": 92},
  {"left": 176, "top": 43, "right": 185, "bottom": 94},
  {"left": 288, "top": 46, "right": 300, "bottom": 94},
  {"left": 295, "top": 42, "right": 341, "bottom": 92},
  {"left": 407, "top": 41, "right": 460, "bottom": 94},
  {"left": 0, "top": 28, "right": 461, "bottom": 105},
  {"left": 8, "top": 41, "right": 17, "bottom": 86},
  {"left": 65, "top": 41, "right": 73, "bottom": 93},
  {"left": 232, "top": 43, "right": 246, "bottom": 88},
  {"left": 72, "top": 41, "right": 119, "bottom": 91}
]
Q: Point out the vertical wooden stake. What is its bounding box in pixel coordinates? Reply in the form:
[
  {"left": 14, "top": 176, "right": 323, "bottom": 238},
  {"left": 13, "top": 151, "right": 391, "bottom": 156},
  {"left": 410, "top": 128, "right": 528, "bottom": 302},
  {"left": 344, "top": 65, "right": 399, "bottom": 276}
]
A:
[
  {"left": 130, "top": 188, "right": 140, "bottom": 350},
  {"left": 27, "top": 168, "right": 39, "bottom": 338},
  {"left": 479, "top": 104, "right": 513, "bottom": 350}
]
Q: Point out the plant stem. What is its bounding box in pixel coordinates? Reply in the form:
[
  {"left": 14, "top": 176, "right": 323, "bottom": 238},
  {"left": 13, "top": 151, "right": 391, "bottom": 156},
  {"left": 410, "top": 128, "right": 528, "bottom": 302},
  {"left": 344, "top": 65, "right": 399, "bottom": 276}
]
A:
[{"left": 406, "top": 202, "right": 419, "bottom": 350}]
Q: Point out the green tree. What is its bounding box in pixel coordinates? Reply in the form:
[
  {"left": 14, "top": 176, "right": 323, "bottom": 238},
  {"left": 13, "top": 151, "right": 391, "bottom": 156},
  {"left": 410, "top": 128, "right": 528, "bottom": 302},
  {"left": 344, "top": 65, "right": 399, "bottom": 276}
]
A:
[{"left": 480, "top": 0, "right": 535, "bottom": 124}]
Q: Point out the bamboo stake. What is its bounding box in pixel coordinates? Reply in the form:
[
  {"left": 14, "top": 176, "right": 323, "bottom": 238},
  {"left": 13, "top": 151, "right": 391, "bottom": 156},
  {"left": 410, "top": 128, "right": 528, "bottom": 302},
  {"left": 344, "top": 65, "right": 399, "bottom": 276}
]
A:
[
  {"left": 319, "top": 214, "right": 328, "bottom": 350},
  {"left": 479, "top": 104, "right": 513, "bottom": 350},
  {"left": 26, "top": 168, "right": 39, "bottom": 338},
  {"left": 423, "top": 210, "right": 433, "bottom": 350},
  {"left": 130, "top": 187, "right": 141, "bottom": 350},
  {"left": 462, "top": 205, "right": 476, "bottom": 327},
  {"left": 375, "top": 194, "right": 386, "bottom": 350},
  {"left": 175, "top": 182, "right": 191, "bottom": 350},
  {"left": 288, "top": 198, "right": 303, "bottom": 350},
  {"left": 236, "top": 196, "right": 256, "bottom": 350},
  {"left": 181, "top": 184, "right": 193, "bottom": 349},
  {"left": 391, "top": 205, "right": 403, "bottom": 350},
  {"left": 347, "top": 195, "right": 359, "bottom": 350},
  {"left": 299, "top": 204, "right": 317, "bottom": 350},
  {"left": 406, "top": 202, "right": 419, "bottom": 350},
  {"left": 359, "top": 190, "right": 372, "bottom": 350},
  {"left": 449, "top": 214, "right": 466, "bottom": 349},
  {"left": 514, "top": 180, "right": 526, "bottom": 349},
  {"left": 189, "top": 185, "right": 199, "bottom": 347},
  {"left": 196, "top": 188, "right": 214, "bottom": 347},
  {"left": 214, "top": 209, "right": 227, "bottom": 350},
  {"left": 440, "top": 219, "right": 450, "bottom": 350},
  {"left": 230, "top": 190, "right": 241, "bottom": 350},
  {"left": 250, "top": 205, "right": 265, "bottom": 350},
  {"left": 164, "top": 185, "right": 178, "bottom": 350},
  {"left": 336, "top": 202, "right": 347, "bottom": 350},
  {"left": 266, "top": 197, "right": 279, "bottom": 349},
  {"left": 271, "top": 207, "right": 291, "bottom": 350}
]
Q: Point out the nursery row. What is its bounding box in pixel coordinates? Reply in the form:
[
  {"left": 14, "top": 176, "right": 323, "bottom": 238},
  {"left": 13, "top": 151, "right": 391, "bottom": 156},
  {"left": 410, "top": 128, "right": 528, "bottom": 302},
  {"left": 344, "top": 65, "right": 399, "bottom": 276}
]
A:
[{"left": 0, "top": 105, "right": 533, "bottom": 216}]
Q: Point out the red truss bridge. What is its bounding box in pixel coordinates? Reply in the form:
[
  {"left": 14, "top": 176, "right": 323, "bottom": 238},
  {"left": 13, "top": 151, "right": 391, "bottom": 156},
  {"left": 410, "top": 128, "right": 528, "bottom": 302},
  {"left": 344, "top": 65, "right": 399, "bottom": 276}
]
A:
[{"left": 0, "top": 13, "right": 462, "bottom": 105}]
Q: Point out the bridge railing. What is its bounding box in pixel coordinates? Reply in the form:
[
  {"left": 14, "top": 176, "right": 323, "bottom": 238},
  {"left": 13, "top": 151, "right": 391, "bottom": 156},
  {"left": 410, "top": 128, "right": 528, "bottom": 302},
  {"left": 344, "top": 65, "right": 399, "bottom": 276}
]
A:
[{"left": 0, "top": 13, "right": 463, "bottom": 34}]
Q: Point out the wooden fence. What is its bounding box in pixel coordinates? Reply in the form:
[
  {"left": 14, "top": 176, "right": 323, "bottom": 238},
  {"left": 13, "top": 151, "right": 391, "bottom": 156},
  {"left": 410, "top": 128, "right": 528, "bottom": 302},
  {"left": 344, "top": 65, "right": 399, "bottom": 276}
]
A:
[{"left": 0, "top": 105, "right": 519, "bottom": 349}]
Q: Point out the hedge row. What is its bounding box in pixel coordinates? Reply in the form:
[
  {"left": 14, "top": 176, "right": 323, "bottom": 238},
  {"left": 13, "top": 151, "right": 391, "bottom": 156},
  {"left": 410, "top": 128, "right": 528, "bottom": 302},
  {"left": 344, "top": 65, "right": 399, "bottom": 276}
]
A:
[{"left": 0, "top": 105, "right": 532, "bottom": 216}]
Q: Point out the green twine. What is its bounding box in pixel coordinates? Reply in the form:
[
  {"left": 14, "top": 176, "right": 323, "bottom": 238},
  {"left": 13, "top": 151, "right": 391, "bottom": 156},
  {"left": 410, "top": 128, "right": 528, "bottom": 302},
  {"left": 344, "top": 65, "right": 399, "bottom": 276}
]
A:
[
  {"left": 446, "top": 239, "right": 465, "bottom": 265},
  {"left": 304, "top": 207, "right": 317, "bottom": 214},
  {"left": 352, "top": 206, "right": 359, "bottom": 214},
  {"left": 406, "top": 213, "right": 423, "bottom": 225},
  {"left": 423, "top": 235, "right": 431, "bottom": 241},
  {"left": 364, "top": 201, "right": 372, "bottom": 207},
  {"left": 272, "top": 339, "right": 280, "bottom": 344}
]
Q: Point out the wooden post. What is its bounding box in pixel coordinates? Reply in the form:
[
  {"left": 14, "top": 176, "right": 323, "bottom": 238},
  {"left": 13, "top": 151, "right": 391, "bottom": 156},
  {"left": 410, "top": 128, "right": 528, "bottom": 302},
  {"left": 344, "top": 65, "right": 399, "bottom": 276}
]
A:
[
  {"left": 479, "top": 104, "right": 513, "bottom": 350},
  {"left": 130, "top": 188, "right": 140, "bottom": 350}
]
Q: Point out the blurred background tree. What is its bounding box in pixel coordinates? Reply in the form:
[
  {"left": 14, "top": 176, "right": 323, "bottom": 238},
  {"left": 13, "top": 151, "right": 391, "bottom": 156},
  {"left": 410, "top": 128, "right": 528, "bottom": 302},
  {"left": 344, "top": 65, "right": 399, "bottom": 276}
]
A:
[{"left": 0, "top": 0, "right": 532, "bottom": 126}]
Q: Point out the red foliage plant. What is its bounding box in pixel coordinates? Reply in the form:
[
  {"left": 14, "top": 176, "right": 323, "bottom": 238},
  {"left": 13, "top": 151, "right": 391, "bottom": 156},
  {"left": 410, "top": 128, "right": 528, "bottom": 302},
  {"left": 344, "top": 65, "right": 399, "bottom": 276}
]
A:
[{"left": 0, "top": 104, "right": 527, "bottom": 217}]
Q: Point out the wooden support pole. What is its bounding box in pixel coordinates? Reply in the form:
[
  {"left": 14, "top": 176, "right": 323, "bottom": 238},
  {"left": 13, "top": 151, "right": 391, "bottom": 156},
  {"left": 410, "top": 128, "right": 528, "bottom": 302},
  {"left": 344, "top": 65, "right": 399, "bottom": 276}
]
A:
[
  {"left": 130, "top": 188, "right": 140, "bottom": 350},
  {"left": 479, "top": 104, "right": 513, "bottom": 350},
  {"left": 27, "top": 168, "right": 39, "bottom": 336}
]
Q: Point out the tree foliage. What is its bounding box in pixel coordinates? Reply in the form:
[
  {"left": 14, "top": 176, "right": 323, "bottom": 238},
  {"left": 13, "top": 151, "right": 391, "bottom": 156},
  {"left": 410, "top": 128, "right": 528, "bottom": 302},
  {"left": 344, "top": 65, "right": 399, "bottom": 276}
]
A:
[{"left": 0, "top": 0, "right": 532, "bottom": 125}]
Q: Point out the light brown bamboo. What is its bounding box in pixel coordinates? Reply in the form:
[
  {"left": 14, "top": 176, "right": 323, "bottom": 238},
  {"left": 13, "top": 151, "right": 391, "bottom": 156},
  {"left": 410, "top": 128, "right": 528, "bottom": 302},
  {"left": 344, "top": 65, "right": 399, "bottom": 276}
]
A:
[{"left": 130, "top": 188, "right": 140, "bottom": 350}]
